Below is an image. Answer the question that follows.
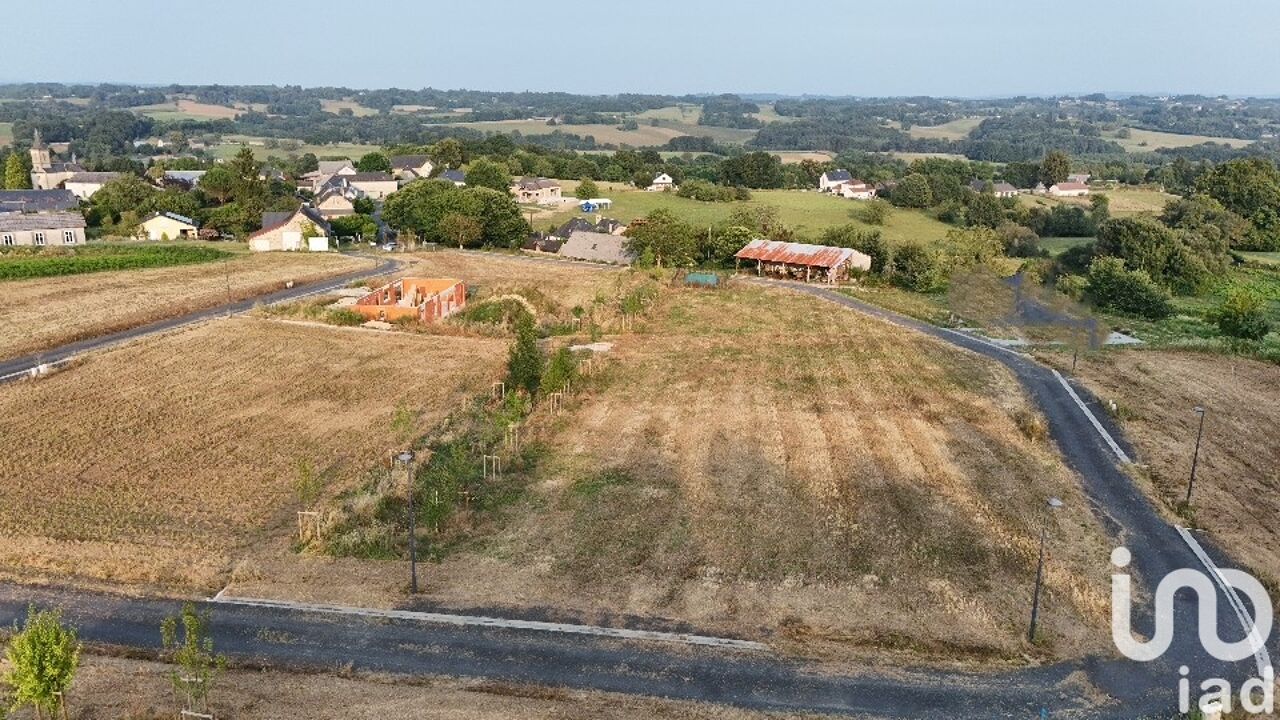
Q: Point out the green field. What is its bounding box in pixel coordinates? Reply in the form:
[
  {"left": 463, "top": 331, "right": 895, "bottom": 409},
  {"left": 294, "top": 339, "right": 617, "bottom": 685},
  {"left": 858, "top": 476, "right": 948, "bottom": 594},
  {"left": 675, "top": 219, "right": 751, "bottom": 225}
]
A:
[
  {"left": 634, "top": 104, "right": 702, "bottom": 123},
  {"left": 0, "top": 244, "right": 233, "bottom": 281},
  {"left": 901, "top": 116, "right": 987, "bottom": 141},
  {"left": 449, "top": 117, "right": 756, "bottom": 147},
  {"left": 1239, "top": 251, "right": 1280, "bottom": 266},
  {"left": 1039, "top": 237, "right": 1095, "bottom": 256},
  {"left": 0, "top": 122, "right": 12, "bottom": 146},
  {"left": 1109, "top": 127, "right": 1254, "bottom": 153},
  {"left": 209, "top": 136, "right": 382, "bottom": 161},
  {"left": 1018, "top": 187, "right": 1176, "bottom": 217},
  {"left": 549, "top": 183, "right": 953, "bottom": 245}
]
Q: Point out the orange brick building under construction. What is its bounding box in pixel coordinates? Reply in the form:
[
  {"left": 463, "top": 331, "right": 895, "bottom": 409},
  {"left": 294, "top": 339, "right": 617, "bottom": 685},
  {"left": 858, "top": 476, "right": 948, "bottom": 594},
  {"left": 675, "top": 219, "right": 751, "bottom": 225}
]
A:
[{"left": 351, "top": 277, "right": 467, "bottom": 322}]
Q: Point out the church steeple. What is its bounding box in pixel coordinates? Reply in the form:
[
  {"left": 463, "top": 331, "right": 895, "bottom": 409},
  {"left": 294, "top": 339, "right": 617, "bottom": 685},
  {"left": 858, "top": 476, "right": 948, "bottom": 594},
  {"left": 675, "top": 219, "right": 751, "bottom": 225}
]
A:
[{"left": 30, "top": 128, "right": 52, "bottom": 170}]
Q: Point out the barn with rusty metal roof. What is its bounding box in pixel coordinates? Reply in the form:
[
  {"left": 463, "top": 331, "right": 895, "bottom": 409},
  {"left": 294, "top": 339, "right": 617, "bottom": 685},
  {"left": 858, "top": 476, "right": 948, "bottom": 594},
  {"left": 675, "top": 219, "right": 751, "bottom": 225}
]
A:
[{"left": 734, "top": 239, "right": 871, "bottom": 284}]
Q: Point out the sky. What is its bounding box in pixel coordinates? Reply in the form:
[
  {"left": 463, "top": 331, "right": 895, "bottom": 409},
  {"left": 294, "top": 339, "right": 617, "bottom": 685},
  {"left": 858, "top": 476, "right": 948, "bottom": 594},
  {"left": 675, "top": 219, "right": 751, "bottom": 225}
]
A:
[{"left": 3, "top": 0, "right": 1279, "bottom": 97}]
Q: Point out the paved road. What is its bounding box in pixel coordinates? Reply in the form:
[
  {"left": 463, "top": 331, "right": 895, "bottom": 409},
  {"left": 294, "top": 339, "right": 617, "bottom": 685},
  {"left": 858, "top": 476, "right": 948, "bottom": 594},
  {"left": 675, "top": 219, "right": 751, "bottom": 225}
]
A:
[
  {"left": 0, "top": 264, "right": 1271, "bottom": 717},
  {"left": 0, "top": 254, "right": 399, "bottom": 383}
]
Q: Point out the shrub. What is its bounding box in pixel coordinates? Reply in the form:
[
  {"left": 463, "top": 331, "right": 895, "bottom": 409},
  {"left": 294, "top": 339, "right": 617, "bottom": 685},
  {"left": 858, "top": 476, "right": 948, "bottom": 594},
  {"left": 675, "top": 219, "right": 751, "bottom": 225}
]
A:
[
  {"left": 540, "top": 347, "right": 578, "bottom": 395},
  {"left": 1086, "top": 257, "right": 1173, "bottom": 319},
  {"left": 326, "top": 308, "right": 366, "bottom": 326},
  {"left": 1212, "top": 288, "right": 1271, "bottom": 341},
  {"left": 860, "top": 199, "right": 890, "bottom": 226},
  {"left": 4, "top": 606, "right": 80, "bottom": 719},
  {"left": 675, "top": 179, "right": 737, "bottom": 203},
  {"left": 997, "top": 222, "right": 1043, "bottom": 258},
  {"left": 1055, "top": 273, "right": 1088, "bottom": 301},
  {"left": 507, "top": 312, "right": 543, "bottom": 394},
  {"left": 892, "top": 243, "right": 946, "bottom": 292}
]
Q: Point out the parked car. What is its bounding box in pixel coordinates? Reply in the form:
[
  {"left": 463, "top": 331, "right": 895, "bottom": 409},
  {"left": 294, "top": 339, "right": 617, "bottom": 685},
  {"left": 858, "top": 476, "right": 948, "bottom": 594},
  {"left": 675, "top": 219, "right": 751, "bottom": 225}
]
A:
[{"left": 380, "top": 241, "right": 399, "bottom": 252}]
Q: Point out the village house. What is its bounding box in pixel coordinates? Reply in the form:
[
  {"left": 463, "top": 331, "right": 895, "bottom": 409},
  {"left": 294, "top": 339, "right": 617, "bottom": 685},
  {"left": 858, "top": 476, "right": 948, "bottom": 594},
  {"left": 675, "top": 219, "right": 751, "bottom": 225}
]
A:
[
  {"left": 646, "top": 172, "right": 676, "bottom": 192},
  {"left": 818, "top": 169, "right": 853, "bottom": 193},
  {"left": 342, "top": 172, "right": 399, "bottom": 200},
  {"left": 314, "top": 184, "right": 361, "bottom": 219},
  {"left": 1067, "top": 173, "right": 1092, "bottom": 184},
  {"left": 512, "top": 177, "right": 563, "bottom": 205},
  {"left": 63, "top": 172, "right": 121, "bottom": 200},
  {"left": 0, "top": 189, "right": 79, "bottom": 214},
  {"left": 734, "top": 239, "right": 871, "bottom": 284},
  {"left": 138, "top": 211, "right": 199, "bottom": 241},
  {"left": 247, "top": 206, "right": 331, "bottom": 252},
  {"left": 968, "top": 179, "right": 1021, "bottom": 198},
  {"left": 438, "top": 169, "right": 467, "bottom": 186},
  {"left": 558, "top": 230, "right": 634, "bottom": 265},
  {"left": 0, "top": 211, "right": 87, "bottom": 247},
  {"left": 299, "top": 160, "right": 358, "bottom": 193},
  {"left": 351, "top": 277, "right": 466, "bottom": 323},
  {"left": 390, "top": 155, "right": 435, "bottom": 181},
  {"left": 28, "top": 129, "right": 85, "bottom": 190},
  {"left": 840, "top": 182, "right": 877, "bottom": 200},
  {"left": 1048, "top": 181, "right": 1091, "bottom": 197},
  {"left": 160, "top": 170, "right": 207, "bottom": 188}
]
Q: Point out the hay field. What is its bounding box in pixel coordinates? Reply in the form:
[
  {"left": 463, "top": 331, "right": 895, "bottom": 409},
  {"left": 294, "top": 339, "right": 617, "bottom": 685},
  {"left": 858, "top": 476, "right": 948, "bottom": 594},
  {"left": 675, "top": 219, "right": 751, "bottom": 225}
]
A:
[
  {"left": 134, "top": 99, "right": 243, "bottom": 121},
  {"left": 406, "top": 282, "right": 1113, "bottom": 660},
  {"left": 0, "top": 250, "right": 372, "bottom": 360},
  {"left": 0, "top": 318, "right": 506, "bottom": 590},
  {"left": 321, "top": 98, "right": 380, "bottom": 117},
  {"left": 1018, "top": 187, "right": 1177, "bottom": 218},
  {"left": 48, "top": 655, "right": 780, "bottom": 720},
  {"left": 451, "top": 119, "right": 690, "bottom": 147},
  {"left": 902, "top": 116, "right": 986, "bottom": 141},
  {"left": 1067, "top": 350, "right": 1280, "bottom": 590}
]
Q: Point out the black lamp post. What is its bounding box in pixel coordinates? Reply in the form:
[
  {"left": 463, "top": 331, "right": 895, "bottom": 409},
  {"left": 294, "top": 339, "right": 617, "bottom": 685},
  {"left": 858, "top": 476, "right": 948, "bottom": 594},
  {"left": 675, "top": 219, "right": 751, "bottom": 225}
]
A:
[
  {"left": 1186, "top": 406, "right": 1206, "bottom": 505},
  {"left": 1028, "top": 497, "right": 1064, "bottom": 643},
  {"left": 396, "top": 449, "right": 418, "bottom": 594}
]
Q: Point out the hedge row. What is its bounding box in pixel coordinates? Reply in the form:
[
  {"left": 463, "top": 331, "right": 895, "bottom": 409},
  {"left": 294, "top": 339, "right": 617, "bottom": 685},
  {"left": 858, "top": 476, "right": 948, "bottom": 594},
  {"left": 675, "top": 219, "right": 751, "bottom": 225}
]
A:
[{"left": 0, "top": 245, "right": 233, "bottom": 281}]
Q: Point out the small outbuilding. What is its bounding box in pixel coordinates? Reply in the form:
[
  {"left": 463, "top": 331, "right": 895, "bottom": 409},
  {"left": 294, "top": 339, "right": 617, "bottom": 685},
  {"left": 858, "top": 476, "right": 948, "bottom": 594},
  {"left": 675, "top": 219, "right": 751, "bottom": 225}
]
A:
[
  {"left": 138, "top": 212, "right": 199, "bottom": 241},
  {"left": 351, "top": 277, "right": 466, "bottom": 323},
  {"left": 248, "top": 206, "right": 331, "bottom": 252},
  {"left": 734, "top": 239, "right": 871, "bottom": 283}
]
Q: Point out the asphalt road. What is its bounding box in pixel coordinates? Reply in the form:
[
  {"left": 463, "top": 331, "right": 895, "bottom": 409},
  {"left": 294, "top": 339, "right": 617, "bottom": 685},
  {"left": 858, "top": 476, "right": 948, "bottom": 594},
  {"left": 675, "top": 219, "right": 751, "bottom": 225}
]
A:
[
  {"left": 0, "top": 264, "right": 1272, "bottom": 717},
  {"left": 0, "top": 253, "right": 400, "bottom": 383}
]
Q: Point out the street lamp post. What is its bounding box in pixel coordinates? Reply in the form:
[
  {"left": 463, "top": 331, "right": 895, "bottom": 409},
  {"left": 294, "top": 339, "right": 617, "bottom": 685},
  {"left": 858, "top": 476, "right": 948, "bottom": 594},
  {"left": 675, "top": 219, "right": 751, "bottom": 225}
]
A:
[
  {"left": 1186, "top": 407, "right": 1206, "bottom": 506},
  {"left": 1028, "top": 497, "right": 1064, "bottom": 643},
  {"left": 396, "top": 449, "right": 418, "bottom": 594}
]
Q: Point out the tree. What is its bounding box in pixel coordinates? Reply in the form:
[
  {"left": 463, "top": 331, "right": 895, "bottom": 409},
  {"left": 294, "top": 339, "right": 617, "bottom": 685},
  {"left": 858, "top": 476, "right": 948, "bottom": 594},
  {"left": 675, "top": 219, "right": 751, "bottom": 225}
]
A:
[
  {"left": 888, "top": 173, "right": 934, "bottom": 208},
  {"left": 1039, "top": 150, "right": 1071, "bottom": 186},
  {"left": 356, "top": 152, "right": 391, "bottom": 173},
  {"left": 966, "top": 191, "right": 1004, "bottom": 229},
  {"left": 624, "top": 209, "right": 697, "bottom": 267},
  {"left": 1161, "top": 195, "right": 1251, "bottom": 250},
  {"left": 540, "top": 347, "right": 578, "bottom": 395},
  {"left": 574, "top": 178, "right": 600, "bottom": 200},
  {"left": 91, "top": 175, "right": 157, "bottom": 223},
  {"left": 1194, "top": 158, "right": 1280, "bottom": 250},
  {"left": 429, "top": 138, "right": 465, "bottom": 169},
  {"left": 703, "top": 224, "right": 753, "bottom": 265},
  {"left": 1090, "top": 194, "right": 1111, "bottom": 225},
  {"left": 439, "top": 212, "right": 482, "bottom": 249},
  {"left": 161, "top": 603, "right": 226, "bottom": 718},
  {"left": 1086, "top": 257, "right": 1173, "bottom": 319},
  {"left": 1095, "top": 217, "right": 1227, "bottom": 294},
  {"left": 720, "top": 151, "right": 784, "bottom": 189},
  {"left": 4, "top": 154, "right": 31, "bottom": 190},
  {"left": 821, "top": 224, "right": 891, "bottom": 274},
  {"left": 860, "top": 199, "right": 890, "bottom": 226},
  {"left": 5, "top": 606, "right": 80, "bottom": 720},
  {"left": 507, "top": 312, "right": 543, "bottom": 395},
  {"left": 464, "top": 157, "right": 512, "bottom": 193},
  {"left": 1212, "top": 288, "right": 1271, "bottom": 341},
  {"left": 469, "top": 187, "right": 529, "bottom": 248},
  {"left": 198, "top": 164, "right": 234, "bottom": 205}
]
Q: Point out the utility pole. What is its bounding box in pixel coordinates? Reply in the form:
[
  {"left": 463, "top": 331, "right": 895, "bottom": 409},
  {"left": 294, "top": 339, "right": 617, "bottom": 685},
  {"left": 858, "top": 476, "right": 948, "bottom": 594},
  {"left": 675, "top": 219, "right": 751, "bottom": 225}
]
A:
[
  {"left": 1028, "top": 497, "right": 1064, "bottom": 643},
  {"left": 1186, "top": 407, "right": 1206, "bottom": 505},
  {"left": 397, "top": 450, "right": 418, "bottom": 593}
]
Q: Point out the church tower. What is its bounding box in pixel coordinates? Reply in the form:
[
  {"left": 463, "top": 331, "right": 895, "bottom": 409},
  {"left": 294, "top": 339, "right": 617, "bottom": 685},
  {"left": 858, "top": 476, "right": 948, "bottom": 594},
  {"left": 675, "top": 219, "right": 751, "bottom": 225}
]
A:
[{"left": 29, "top": 129, "right": 51, "bottom": 170}]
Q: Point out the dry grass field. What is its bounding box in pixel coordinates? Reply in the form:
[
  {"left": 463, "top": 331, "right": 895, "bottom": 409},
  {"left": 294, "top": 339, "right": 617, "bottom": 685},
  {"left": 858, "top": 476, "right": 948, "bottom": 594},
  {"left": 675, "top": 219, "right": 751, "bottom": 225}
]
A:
[
  {"left": 0, "top": 318, "right": 507, "bottom": 591},
  {"left": 1065, "top": 350, "right": 1280, "bottom": 590},
  {"left": 397, "top": 250, "right": 626, "bottom": 309},
  {"left": 320, "top": 98, "right": 380, "bottom": 117},
  {"left": 0, "top": 250, "right": 372, "bottom": 360},
  {"left": 1018, "top": 187, "right": 1177, "bottom": 218},
  {"left": 353, "top": 280, "right": 1115, "bottom": 660},
  {"left": 22, "top": 655, "right": 788, "bottom": 720},
  {"left": 1109, "top": 127, "right": 1254, "bottom": 152},
  {"left": 901, "top": 116, "right": 986, "bottom": 141},
  {"left": 451, "top": 119, "right": 692, "bottom": 147},
  {"left": 133, "top": 99, "right": 243, "bottom": 122}
]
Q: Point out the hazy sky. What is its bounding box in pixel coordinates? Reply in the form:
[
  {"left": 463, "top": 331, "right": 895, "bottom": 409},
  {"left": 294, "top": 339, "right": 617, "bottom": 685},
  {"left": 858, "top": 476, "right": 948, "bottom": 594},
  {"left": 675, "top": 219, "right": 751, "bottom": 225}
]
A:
[{"left": 4, "top": 0, "right": 1278, "bottom": 96}]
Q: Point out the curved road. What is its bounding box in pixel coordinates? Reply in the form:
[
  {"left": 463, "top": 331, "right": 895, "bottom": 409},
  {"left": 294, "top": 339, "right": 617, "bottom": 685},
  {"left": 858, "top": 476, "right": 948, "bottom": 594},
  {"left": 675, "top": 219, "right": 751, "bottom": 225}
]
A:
[
  {"left": 0, "top": 266, "right": 1272, "bottom": 717},
  {"left": 0, "top": 253, "right": 400, "bottom": 383}
]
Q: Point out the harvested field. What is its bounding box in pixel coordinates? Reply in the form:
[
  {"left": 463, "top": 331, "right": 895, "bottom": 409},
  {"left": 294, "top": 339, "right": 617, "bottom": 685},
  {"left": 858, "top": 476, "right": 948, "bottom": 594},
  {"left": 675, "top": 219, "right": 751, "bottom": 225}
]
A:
[
  {"left": 0, "top": 250, "right": 371, "bottom": 360},
  {"left": 134, "top": 99, "right": 243, "bottom": 121},
  {"left": 29, "top": 655, "right": 787, "bottom": 720},
  {"left": 1065, "top": 350, "right": 1280, "bottom": 590},
  {"left": 1111, "top": 127, "right": 1253, "bottom": 152},
  {"left": 320, "top": 98, "right": 380, "bottom": 117},
  {"left": 397, "top": 250, "right": 626, "bottom": 309},
  {"left": 0, "top": 318, "right": 506, "bottom": 590},
  {"left": 265, "top": 279, "right": 1115, "bottom": 660}
]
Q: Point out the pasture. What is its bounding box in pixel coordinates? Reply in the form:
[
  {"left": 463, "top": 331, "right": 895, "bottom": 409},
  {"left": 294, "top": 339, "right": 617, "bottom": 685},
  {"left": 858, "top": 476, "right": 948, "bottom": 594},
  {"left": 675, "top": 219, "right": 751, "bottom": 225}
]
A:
[
  {"left": 1109, "top": 127, "right": 1254, "bottom": 152},
  {"left": 209, "top": 136, "right": 383, "bottom": 161},
  {"left": 0, "top": 317, "right": 506, "bottom": 590},
  {"left": 412, "top": 280, "right": 1113, "bottom": 659},
  {"left": 1017, "top": 186, "right": 1176, "bottom": 217},
  {"left": 0, "top": 249, "right": 371, "bottom": 360},
  {"left": 548, "top": 183, "right": 954, "bottom": 246}
]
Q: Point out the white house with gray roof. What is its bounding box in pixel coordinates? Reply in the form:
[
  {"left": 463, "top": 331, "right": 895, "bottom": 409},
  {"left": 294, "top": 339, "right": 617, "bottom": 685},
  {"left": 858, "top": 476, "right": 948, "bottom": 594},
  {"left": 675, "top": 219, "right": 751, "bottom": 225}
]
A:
[{"left": 0, "top": 211, "right": 87, "bottom": 247}]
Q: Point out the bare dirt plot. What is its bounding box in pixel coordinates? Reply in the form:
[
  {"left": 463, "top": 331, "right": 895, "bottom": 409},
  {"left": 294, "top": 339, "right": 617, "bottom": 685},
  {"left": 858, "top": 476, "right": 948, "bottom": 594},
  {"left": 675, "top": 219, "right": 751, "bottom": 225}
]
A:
[
  {"left": 1064, "top": 350, "right": 1280, "bottom": 589},
  {"left": 396, "top": 250, "right": 626, "bottom": 309},
  {"left": 37, "top": 655, "right": 787, "bottom": 720},
  {"left": 0, "top": 251, "right": 372, "bottom": 360},
  {"left": 0, "top": 318, "right": 506, "bottom": 591},
  {"left": 390, "top": 282, "right": 1112, "bottom": 661}
]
